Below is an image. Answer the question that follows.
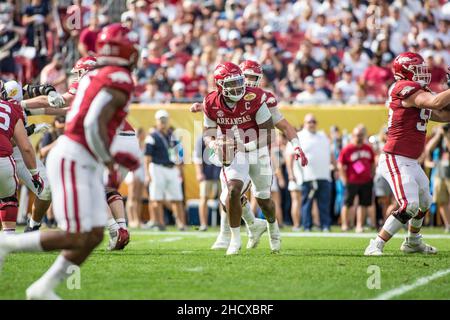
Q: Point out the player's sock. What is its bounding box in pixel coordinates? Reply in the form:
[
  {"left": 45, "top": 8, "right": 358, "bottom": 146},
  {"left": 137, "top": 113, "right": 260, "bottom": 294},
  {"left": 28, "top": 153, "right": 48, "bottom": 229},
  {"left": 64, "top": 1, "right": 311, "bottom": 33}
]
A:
[
  {"left": 116, "top": 218, "right": 127, "bottom": 230},
  {"left": 381, "top": 215, "right": 404, "bottom": 239},
  {"left": 2, "top": 231, "right": 43, "bottom": 252},
  {"left": 268, "top": 220, "right": 280, "bottom": 236},
  {"left": 241, "top": 202, "right": 255, "bottom": 225},
  {"left": 108, "top": 218, "right": 120, "bottom": 237},
  {"left": 230, "top": 227, "right": 241, "bottom": 244},
  {"left": 220, "top": 212, "right": 231, "bottom": 235},
  {"left": 29, "top": 218, "right": 41, "bottom": 228},
  {"left": 408, "top": 217, "right": 424, "bottom": 238},
  {"left": 3, "top": 229, "right": 15, "bottom": 234},
  {"left": 375, "top": 235, "right": 386, "bottom": 245},
  {"left": 35, "top": 255, "right": 75, "bottom": 291}
]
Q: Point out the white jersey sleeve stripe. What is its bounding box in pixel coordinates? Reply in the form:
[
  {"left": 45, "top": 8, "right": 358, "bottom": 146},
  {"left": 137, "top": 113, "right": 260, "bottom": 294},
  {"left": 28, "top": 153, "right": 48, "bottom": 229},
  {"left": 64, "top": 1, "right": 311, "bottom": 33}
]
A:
[
  {"left": 83, "top": 89, "right": 113, "bottom": 163},
  {"left": 203, "top": 113, "right": 217, "bottom": 128},
  {"left": 269, "top": 106, "right": 284, "bottom": 124}
]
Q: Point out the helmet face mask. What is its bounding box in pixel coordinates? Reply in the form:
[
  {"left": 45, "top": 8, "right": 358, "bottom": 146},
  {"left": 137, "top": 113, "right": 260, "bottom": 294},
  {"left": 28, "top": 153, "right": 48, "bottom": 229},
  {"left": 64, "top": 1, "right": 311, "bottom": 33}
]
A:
[
  {"left": 410, "top": 64, "right": 431, "bottom": 87},
  {"left": 218, "top": 75, "right": 245, "bottom": 102}
]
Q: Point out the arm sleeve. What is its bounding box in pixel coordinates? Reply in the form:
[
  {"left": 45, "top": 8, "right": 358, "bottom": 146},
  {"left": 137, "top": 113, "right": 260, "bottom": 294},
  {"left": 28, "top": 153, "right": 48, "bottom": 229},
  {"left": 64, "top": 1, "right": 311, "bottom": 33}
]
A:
[
  {"left": 255, "top": 103, "right": 272, "bottom": 125},
  {"left": 83, "top": 88, "right": 113, "bottom": 163},
  {"left": 269, "top": 106, "right": 284, "bottom": 124},
  {"left": 203, "top": 113, "right": 217, "bottom": 128}
]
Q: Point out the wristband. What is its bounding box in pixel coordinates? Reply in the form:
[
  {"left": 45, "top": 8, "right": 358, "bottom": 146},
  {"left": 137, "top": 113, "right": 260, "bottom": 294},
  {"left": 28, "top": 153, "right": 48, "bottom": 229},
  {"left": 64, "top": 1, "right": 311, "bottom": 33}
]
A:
[
  {"left": 26, "top": 124, "right": 36, "bottom": 136},
  {"left": 29, "top": 168, "right": 39, "bottom": 176},
  {"left": 207, "top": 140, "right": 216, "bottom": 149},
  {"left": 20, "top": 100, "right": 28, "bottom": 110},
  {"left": 290, "top": 138, "right": 300, "bottom": 149}
]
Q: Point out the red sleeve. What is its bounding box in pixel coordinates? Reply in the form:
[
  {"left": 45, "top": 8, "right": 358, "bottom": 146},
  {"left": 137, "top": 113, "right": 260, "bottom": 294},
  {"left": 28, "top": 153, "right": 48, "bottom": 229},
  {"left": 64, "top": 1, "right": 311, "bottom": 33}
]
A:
[
  {"left": 392, "top": 80, "right": 422, "bottom": 99},
  {"left": 79, "top": 28, "right": 89, "bottom": 44},
  {"left": 203, "top": 92, "right": 216, "bottom": 121}
]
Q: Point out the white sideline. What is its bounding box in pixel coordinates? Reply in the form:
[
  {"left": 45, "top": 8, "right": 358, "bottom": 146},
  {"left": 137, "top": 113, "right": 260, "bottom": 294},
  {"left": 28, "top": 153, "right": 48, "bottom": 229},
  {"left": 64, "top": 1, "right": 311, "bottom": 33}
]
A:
[
  {"left": 372, "top": 268, "right": 450, "bottom": 300},
  {"left": 130, "top": 230, "right": 450, "bottom": 239}
]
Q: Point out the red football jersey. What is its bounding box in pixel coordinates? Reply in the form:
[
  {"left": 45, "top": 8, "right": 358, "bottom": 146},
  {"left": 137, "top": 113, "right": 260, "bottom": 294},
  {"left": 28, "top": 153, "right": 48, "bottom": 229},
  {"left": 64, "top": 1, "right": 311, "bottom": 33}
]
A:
[
  {"left": 203, "top": 87, "right": 270, "bottom": 144},
  {"left": 338, "top": 143, "right": 375, "bottom": 184},
  {"left": 383, "top": 80, "right": 430, "bottom": 159},
  {"left": 0, "top": 100, "right": 25, "bottom": 157},
  {"left": 121, "top": 120, "right": 134, "bottom": 132},
  {"left": 64, "top": 66, "right": 134, "bottom": 159}
]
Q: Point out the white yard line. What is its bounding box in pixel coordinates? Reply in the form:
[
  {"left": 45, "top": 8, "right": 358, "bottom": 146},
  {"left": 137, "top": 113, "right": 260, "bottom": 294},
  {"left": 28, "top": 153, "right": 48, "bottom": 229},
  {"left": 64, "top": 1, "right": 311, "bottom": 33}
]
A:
[
  {"left": 131, "top": 230, "right": 450, "bottom": 239},
  {"left": 129, "top": 236, "right": 184, "bottom": 245},
  {"left": 373, "top": 268, "right": 450, "bottom": 300}
]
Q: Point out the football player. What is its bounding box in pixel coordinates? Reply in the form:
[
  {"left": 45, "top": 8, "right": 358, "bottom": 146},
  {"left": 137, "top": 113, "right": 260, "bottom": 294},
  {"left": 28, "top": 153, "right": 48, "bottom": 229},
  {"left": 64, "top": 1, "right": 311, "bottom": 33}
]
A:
[
  {"left": 191, "top": 60, "right": 308, "bottom": 251},
  {"left": 0, "top": 23, "right": 140, "bottom": 299},
  {"left": 203, "top": 62, "right": 279, "bottom": 255},
  {"left": 0, "top": 84, "right": 44, "bottom": 234},
  {"left": 365, "top": 52, "right": 450, "bottom": 255}
]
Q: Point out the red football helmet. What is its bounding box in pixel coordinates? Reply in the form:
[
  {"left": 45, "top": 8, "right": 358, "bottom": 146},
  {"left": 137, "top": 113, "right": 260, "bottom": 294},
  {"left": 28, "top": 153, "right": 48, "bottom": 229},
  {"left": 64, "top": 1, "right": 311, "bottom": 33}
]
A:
[
  {"left": 214, "top": 62, "right": 246, "bottom": 102},
  {"left": 95, "top": 23, "right": 139, "bottom": 67},
  {"left": 239, "top": 60, "right": 263, "bottom": 87},
  {"left": 392, "top": 52, "right": 431, "bottom": 86},
  {"left": 71, "top": 56, "right": 97, "bottom": 80}
]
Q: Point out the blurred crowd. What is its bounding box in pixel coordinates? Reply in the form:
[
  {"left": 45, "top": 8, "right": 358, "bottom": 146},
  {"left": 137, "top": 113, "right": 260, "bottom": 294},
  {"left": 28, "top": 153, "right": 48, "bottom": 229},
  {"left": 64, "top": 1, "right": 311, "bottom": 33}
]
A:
[{"left": 1, "top": 0, "right": 450, "bottom": 104}]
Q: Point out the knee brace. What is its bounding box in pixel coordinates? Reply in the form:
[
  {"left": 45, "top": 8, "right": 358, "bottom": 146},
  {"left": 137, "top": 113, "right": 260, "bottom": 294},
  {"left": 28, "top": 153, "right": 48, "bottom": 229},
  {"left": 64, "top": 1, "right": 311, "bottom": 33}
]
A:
[
  {"left": 392, "top": 202, "right": 419, "bottom": 224},
  {"left": 0, "top": 196, "right": 18, "bottom": 222},
  {"left": 105, "top": 188, "right": 123, "bottom": 205}
]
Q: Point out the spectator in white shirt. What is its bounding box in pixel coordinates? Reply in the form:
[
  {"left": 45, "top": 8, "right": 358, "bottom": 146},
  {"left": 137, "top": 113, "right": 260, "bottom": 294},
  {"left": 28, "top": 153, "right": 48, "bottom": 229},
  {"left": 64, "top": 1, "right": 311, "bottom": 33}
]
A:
[
  {"left": 335, "top": 67, "right": 358, "bottom": 101},
  {"left": 289, "top": 114, "right": 332, "bottom": 231},
  {"left": 295, "top": 76, "right": 329, "bottom": 105}
]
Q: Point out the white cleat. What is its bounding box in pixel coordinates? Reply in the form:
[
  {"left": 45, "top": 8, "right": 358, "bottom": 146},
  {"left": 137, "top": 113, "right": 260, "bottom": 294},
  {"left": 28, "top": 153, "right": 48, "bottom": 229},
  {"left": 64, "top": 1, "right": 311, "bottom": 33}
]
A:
[
  {"left": 364, "top": 239, "right": 384, "bottom": 256},
  {"left": 246, "top": 218, "right": 267, "bottom": 249},
  {"left": 211, "top": 233, "right": 231, "bottom": 250},
  {"left": 226, "top": 241, "right": 241, "bottom": 255},
  {"left": 400, "top": 235, "right": 438, "bottom": 254},
  {"left": 26, "top": 282, "right": 62, "bottom": 300}
]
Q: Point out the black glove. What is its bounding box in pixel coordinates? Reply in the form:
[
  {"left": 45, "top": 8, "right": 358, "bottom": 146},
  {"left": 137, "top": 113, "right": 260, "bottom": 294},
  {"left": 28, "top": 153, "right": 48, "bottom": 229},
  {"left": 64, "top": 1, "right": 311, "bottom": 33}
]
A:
[
  {"left": 26, "top": 124, "right": 36, "bottom": 136},
  {"left": 31, "top": 171, "right": 44, "bottom": 195},
  {"left": 23, "top": 84, "right": 56, "bottom": 98}
]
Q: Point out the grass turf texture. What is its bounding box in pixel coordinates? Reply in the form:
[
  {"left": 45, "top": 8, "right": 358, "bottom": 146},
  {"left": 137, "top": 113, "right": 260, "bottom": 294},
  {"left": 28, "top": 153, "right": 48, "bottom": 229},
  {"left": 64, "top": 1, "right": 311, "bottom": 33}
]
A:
[{"left": 1, "top": 227, "right": 449, "bottom": 300}]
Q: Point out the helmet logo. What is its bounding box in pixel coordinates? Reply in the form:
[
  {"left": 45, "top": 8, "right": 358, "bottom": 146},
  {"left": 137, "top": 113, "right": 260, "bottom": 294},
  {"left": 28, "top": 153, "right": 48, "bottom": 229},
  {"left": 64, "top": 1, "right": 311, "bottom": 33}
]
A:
[{"left": 397, "top": 56, "right": 412, "bottom": 64}]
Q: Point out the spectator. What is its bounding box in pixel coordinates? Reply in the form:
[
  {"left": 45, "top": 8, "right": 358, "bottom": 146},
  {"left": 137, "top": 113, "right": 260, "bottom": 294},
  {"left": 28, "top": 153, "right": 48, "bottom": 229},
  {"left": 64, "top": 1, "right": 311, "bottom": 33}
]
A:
[
  {"left": 335, "top": 67, "right": 358, "bottom": 102},
  {"left": 312, "top": 68, "right": 332, "bottom": 98},
  {"left": 125, "top": 128, "right": 147, "bottom": 229},
  {"left": 338, "top": 125, "right": 376, "bottom": 232},
  {"left": 290, "top": 114, "right": 332, "bottom": 232},
  {"left": 424, "top": 52, "right": 448, "bottom": 93},
  {"left": 295, "top": 76, "right": 329, "bottom": 105},
  {"left": 22, "top": 0, "right": 50, "bottom": 71},
  {"left": 170, "top": 81, "right": 187, "bottom": 103},
  {"left": 193, "top": 136, "right": 221, "bottom": 231},
  {"left": 144, "top": 110, "right": 186, "bottom": 231},
  {"left": 78, "top": 14, "right": 101, "bottom": 57},
  {"left": 359, "top": 55, "right": 394, "bottom": 102},
  {"left": 180, "top": 60, "right": 207, "bottom": 99},
  {"left": 40, "top": 54, "right": 67, "bottom": 93},
  {"left": 425, "top": 124, "right": 450, "bottom": 233},
  {"left": 0, "top": 20, "right": 22, "bottom": 79},
  {"left": 139, "top": 78, "right": 167, "bottom": 104}
]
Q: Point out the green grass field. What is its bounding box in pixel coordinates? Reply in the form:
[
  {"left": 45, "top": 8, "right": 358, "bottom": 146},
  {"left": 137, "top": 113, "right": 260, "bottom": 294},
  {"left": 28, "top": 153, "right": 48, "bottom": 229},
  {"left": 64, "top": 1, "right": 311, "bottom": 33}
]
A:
[{"left": 1, "top": 227, "right": 450, "bottom": 300}]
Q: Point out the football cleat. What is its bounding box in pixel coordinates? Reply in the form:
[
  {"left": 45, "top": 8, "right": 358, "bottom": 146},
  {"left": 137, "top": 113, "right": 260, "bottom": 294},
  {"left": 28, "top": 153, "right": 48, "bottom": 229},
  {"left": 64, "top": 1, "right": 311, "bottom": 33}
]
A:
[
  {"left": 26, "top": 282, "right": 61, "bottom": 300},
  {"left": 364, "top": 239, "right": 384, "bottom": 256},
  {"left": 211, "top": 233, "right": 231, "bottom": 250},
  {"left": 226, "top": 240, "right": 241, "bottom": 256},
  {"left": 24, "top": 218, "right": 41, "bottom": 233},
  {"left": 246, "top": 218, "right": 267, "bottom": 249},
  {"left": 108, "top": 228, "right": 130, "bottom": 251},
  {"left": 400, "top": 235, "right": 437, "bottom": 254}
]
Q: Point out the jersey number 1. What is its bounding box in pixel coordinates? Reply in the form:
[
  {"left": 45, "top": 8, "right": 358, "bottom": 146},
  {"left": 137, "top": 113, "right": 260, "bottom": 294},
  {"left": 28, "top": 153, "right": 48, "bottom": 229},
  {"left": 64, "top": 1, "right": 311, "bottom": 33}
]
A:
[{"left": 0, "top": 103, "right": 11, "bottom": 131}]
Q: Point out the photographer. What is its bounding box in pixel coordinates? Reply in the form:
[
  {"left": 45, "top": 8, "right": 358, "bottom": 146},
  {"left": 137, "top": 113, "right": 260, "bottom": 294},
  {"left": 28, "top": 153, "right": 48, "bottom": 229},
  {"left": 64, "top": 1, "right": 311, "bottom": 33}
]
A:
[{"left": 425, "top": 124, "right": 450, "bottom": 233}]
